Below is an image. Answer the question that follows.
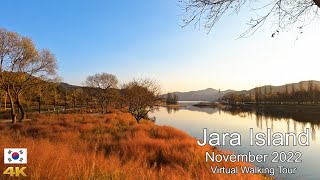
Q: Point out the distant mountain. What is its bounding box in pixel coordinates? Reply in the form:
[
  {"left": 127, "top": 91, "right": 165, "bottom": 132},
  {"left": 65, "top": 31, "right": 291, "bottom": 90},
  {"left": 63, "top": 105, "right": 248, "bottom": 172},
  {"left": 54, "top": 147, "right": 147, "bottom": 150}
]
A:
[
  {"left": 224, "top": 80, "right": 320, "bottom": 97},
  {"left": 167, "top": 88, "right": 235, "bottom": 101},
  {"left": 164, "top": 80, "right": 320, "bottom": 102},
  {"left": 59, "top": 82, "right": 81, "bottom": 89}
]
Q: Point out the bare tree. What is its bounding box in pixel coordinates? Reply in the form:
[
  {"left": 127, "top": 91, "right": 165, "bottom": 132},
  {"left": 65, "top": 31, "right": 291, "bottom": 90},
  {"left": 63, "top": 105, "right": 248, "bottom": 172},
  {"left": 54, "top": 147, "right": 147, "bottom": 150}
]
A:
[
  {"left": 85, "top": 73, "right": 118, "bottom": 113},
  {"left": 122, "top": 79, "right": 161, "bottom": 123},
  {"left": 181, "top": 0, "right": 320, "bottom": 37},
  {"left": 31, "top": 79, "right": 55, "bottom": 113},
  {"left": 48, "top": 77, "right": 62, "bottom": 111},
  {"left": 71, "top": 88, "right": 85, "bottom": 108},
  {"left": 0, "top": 28, "right": 57, "bottom": 123}
]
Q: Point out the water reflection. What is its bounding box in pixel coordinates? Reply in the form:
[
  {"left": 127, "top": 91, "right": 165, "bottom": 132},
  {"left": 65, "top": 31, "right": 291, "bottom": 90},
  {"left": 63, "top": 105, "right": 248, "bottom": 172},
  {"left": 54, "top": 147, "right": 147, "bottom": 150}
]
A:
[
  {"left": 166, "top": 106, "right": 180, "bottom": 114},
  {"left": 166, "top": 106, "right": 220, "bottom": 114},
  {"left": 164, "top": 105, "right": 320, "bottom": 141},
  {"left": 223, "top": 106, "right": 320, "bottom": 123},
  {"left": 152, "top": 105, "right": 320, "bottom": 180},
  {"left": 223, "top": 107, "right": 320, "bottom": 141}
]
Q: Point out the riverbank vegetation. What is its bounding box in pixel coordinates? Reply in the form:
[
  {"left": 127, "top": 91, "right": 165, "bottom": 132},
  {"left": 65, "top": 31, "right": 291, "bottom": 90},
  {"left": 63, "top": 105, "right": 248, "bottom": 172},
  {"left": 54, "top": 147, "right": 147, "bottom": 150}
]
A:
[
  {"left": 166, "top": 92, "right": 179, "bottom": 104},
  {"left": 0, "top": 111, "right": 269, "bottom": 180},
  {"left": 0, "top": 28, "right": 162, "bottom": 124},
  {"left": 223, "top": 81, "right": 320, "bottom": 105}
]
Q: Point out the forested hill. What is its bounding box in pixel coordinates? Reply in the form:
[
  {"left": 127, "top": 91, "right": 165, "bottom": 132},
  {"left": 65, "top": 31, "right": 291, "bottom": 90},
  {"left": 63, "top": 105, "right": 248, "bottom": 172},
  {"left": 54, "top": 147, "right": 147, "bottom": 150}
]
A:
[
  {"left": 59, "top": 82, "right": 81, "bottom": 89},
  {"left": 227, "top": 80, "right": 320, "bottom": 96},
  {"left": 222, "top": 80, "right": 320, "bottom": 103},
  {"left": 164, "top": 80, "right": 320, "bottom": 102}
]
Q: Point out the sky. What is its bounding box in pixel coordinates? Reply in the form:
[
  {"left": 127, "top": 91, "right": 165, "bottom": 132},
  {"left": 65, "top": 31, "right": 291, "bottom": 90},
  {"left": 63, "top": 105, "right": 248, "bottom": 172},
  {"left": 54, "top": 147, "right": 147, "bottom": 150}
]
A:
[{"left": 1, "top": 0, "right": 320, "bottom": 93}]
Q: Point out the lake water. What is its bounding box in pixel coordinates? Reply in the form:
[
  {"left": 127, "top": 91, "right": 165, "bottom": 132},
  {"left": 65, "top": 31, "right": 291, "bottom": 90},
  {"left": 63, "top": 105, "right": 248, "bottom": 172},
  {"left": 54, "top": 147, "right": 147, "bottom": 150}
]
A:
[{"left": 151, "top": 103, "right": 320, "bottom": 180}]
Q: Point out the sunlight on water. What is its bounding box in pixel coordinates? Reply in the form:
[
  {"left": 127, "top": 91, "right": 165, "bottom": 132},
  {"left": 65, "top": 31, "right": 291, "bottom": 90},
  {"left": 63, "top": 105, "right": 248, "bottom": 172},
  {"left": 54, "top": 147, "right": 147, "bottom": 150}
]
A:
[{"left": 151, "top": 106, "right": 320, "bottom": 180}]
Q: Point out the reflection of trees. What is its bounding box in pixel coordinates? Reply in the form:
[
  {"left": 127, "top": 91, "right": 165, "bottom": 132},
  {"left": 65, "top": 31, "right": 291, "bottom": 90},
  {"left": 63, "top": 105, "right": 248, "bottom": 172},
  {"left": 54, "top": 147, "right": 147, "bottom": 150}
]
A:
[
  {"left": 311, "top": 125, "right": 316, "bottom": 141},
  {"left": 223, "top": 106, "right": 320, "bottom": 141},
  {"left": 166, "top": 106, "right": 180, "bottom": 114},
  {"left": 224, "top": 106, "right": 320, "bottom": 124},
  {"left": 166, "top": 105, "right": 221, "bottom": 115},
  {"left": 184, "top": 106, "right": 220, "bottom": 114}
]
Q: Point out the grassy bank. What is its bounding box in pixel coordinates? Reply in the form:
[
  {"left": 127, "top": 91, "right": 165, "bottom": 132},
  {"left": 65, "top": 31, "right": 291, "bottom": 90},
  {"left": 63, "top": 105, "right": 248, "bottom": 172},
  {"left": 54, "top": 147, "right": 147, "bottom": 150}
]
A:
[{"left": 0, "top": 111, "right": 269, "bottom": 179}]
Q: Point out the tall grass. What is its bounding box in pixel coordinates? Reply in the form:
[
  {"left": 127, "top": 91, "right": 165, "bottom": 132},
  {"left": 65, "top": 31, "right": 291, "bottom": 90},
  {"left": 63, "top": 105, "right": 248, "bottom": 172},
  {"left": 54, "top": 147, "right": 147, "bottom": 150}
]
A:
[{"left": 0, "top": 111, "right": 270, "bottom": 179}]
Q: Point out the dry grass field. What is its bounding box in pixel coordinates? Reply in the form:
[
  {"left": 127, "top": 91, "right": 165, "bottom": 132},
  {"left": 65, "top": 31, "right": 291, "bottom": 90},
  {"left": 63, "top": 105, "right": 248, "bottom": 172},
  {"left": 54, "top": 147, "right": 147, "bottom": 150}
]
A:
[{"left": 0, "top": 111, "right": 270, "bottom": 180}]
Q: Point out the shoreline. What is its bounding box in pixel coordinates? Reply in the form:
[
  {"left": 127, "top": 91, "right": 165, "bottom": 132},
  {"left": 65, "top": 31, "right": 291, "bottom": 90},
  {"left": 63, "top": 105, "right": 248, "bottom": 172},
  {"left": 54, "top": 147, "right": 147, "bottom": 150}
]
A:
[
  {"left": 160, "top": 104, "right": 187, "bottom": 108},
  {"left": 0, "top": 110, "right": 271, "bottom": 180},
  {"left": 224, "top": 103, "right": 320, "bottom": 123}
]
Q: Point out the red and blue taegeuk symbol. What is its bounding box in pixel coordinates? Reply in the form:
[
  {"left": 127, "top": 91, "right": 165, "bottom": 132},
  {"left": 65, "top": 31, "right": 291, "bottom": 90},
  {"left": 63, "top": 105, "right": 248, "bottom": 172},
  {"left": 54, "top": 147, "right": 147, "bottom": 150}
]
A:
[{"left": 11, "top": 152, "right": 19, "bottom": 160}]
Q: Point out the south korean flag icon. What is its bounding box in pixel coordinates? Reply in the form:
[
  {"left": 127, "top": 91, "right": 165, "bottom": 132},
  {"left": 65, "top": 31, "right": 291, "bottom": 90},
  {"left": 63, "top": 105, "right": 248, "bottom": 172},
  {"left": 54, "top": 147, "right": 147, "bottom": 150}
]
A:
[{"left": 4, "top": 148, "right": 27, "bottom": 164}]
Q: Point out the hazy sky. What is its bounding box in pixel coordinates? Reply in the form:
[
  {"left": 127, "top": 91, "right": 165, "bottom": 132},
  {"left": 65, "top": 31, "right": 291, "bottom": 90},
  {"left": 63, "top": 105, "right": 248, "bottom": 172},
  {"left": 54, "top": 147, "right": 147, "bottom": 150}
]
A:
[{"left": 1, "top": 0, "right": 319, "bottom": 93}]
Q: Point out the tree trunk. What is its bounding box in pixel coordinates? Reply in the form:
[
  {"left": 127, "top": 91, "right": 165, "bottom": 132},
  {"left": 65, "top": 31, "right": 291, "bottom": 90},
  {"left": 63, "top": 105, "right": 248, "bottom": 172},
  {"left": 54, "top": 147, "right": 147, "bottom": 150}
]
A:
[
  {"left": 16, "top": 94, "right": 26, "bottom": 122},
  {"left": 38, "top": 96, "right": 41, "bottom": 113},
  {"left": 7, "top": 92, "right": 17, "bottom": 124},
  {"left": 315, "top": 0, "right": 320, "bottom": 8},
  {"left": 4, "top": 92, "right": 7, "bottom": 111},
  {"left": 105, "top": 102, "right": 108, "bottom": 114},
  {"left": 100, "top": 103, "right": 104, "bottom": 114},
  {"left": 64, "top": 90, "right": 68, "bottom": 111},
  {"left": 53, "top": 99, "right": 56, "bottom": 111},
  {"left": 135, "top": 116, "right": 141, "bottom": 123},
  {"left": 53, "top": 90, "right": 57, "bottom": 111}
]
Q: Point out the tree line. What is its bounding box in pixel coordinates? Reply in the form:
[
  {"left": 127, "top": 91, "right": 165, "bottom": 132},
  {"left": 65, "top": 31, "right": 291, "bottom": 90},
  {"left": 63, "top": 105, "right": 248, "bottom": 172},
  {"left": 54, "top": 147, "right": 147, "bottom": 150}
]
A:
[
  {"left": 222, "top": 81, "right": 320, "bottom": 105},
  {"left": 166, "top": 93, "right": 178, "bottom": 104},
  {"left": 0, "top": 28, "right": 161, "bottom": 124}
]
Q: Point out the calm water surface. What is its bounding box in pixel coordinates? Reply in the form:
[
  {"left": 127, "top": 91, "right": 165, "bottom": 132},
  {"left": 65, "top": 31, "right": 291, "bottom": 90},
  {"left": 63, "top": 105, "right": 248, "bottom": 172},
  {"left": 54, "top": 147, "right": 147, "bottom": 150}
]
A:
[{"left": 151, "top": 104, "right": 320, "bottom": 180}]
